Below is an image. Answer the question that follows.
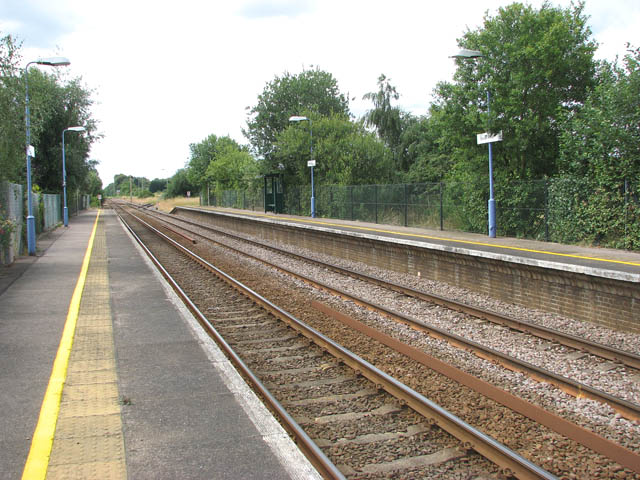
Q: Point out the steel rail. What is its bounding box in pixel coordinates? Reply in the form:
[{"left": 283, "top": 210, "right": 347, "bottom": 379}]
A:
[
  {"left": 115, "top": 208, "right": 346, "bottom": 480},
  {"left": 164, "top": 205, "right": 640, "bottom": 371},
  {"left": 118, "top": 206, "right": 557, "bottom": 480},
  {"left": 127, "top": 204, "right": 640, "bottom": 422}
]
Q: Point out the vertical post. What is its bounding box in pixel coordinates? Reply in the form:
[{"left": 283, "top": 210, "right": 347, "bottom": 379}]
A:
[
  {"left": 24, "top": 64, "right": 36, "bottom": 255},
  {"left": 374, "top": 184, "right": 378, "bottom": 224},
  {"left": 404, "top": 184, "right": 408, "bottom": 227},
  {"left": 487, "top": 90, "right": 496, "bottom": 238},
  {"left": 440, "top": 182, "right": 444, "bottom": 231},
  {"left": 544, "top": 179, "right": 549, "bottom": 242},
  {"left": 310, "top": 121, "right": 315, "bottom": 218},
  {"left": 624, "top": 178, "right": 629, "bottom": 250},
  {"left": 62, "top": 130, "right": 69, "bottom": 226}
]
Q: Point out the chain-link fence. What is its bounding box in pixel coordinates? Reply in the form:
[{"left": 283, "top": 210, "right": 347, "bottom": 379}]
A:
[
  {"left": 0, "top": 182, "right": 24, "bottom": 264},
  {"left": 202, "top": 177, "right": 640, "bottom": 250},
  {"left": 1, "top": 182, "right": 92, "bottom": 264}
]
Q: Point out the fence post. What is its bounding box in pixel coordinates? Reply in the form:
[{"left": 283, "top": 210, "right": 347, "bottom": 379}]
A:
[
  {"left": 374, "top": 185, "right": 378, "bottom": 224},
  {"left": 350, "top": 186, "right": 354, "bottom": 221},
  {"left": 404, "top": 184, "right": 408, "bottom": 227},
  {"left": 440, "top": 182, "right": 444, "bottom": 231},
  {"left": 624, "top": 178, "right": 629, "bottom": 250},
  {"left": 544, "top": 179, "right": 549, "bottom": 242}
]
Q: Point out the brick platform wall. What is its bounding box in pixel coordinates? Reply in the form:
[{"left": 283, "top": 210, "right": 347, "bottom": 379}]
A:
[{"left": 177, "top": 209, "right": 640, "bottom": 333}]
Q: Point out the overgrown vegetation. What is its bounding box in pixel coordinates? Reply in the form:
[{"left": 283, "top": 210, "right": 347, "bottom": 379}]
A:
[
  {"left": 108, "top": 2, "right": 640, "bottom": 249},
  {"left": 0, "top": 33, "right": 102, "bottom": 196}
]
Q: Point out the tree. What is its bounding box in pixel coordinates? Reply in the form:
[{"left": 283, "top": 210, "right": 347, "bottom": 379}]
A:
[
  {"left": 555, "top": 46, "right": 640, "bottom": 247},
  {"left": 424, "top": 1, "right": 597, "bottom": 234},
  {"left": 206, "top": 145, "right": 258, "bottom": 191},
  {"left": 187, "top": 134, "right": 253, "bottom": 193},
  {"left": 244, "top": 67, "right": 349, "bottom": 165},
  {"left": 0, "top": 33, "right": 23, "bottom": 182},
  {"left": 440, "top": 1, "right": 597, "bottom": 180},
  {"left": 273, "top": 113, "right": 394, "bottom": 187},
  {"left": 362, "top": 74, "right": 403, "bottom": 150}
]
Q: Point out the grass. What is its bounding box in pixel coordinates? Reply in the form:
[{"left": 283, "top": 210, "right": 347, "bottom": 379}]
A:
[{"left": 120, "top": 195, "right": 200, "bottom": 212}]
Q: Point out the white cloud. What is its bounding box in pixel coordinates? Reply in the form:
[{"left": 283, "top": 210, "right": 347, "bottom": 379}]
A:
[{"left": 4, "top": 0, "right": 639, "bottom": 187}]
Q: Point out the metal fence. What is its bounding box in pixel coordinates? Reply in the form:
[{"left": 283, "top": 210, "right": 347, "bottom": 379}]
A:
[
  {"left": 201, "top": 177, "right": 640, "bottom": 250},
  {"left": 0, "top": 181, "right": 24, "bottom": 264},
  {"left": 0, "top": 181, "right": 92, "bottom": 264}
]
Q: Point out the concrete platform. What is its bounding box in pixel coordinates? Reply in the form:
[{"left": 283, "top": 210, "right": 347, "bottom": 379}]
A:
[
  {"left": 0, "top": 209, "right": 321, "bottom": 479},
  {"left": 179, "top": 206, "right": 640, "bottom": 282},
  {"left": 172, "top": 206, "right": 640, "bottom": 332}
]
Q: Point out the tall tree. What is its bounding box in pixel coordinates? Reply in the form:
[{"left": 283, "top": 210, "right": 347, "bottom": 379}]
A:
[
  {"left": 244, "top": 68, "right": 349, "bottom": 166},
  {"left": 0, "top": 34, "right": 23, "bottom": 182},
  {"left": 362, "top": 74, "right": 403, "bottom": 151},
  {"left": 436, "top": 1, "right": 597, "bottom": 180},
  {"left": 273, "top": 113, "right": 394, "bottom": 187}
]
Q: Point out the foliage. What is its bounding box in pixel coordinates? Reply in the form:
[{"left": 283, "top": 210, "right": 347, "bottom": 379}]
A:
[
  {"left": 167, "top": 168, "right": 196, "bottom": 198},
  {"left": 362, "top": 74, "right": 403, "bottom": 150},
  {"left": 0, "top": 34, "right": 23, "bottom": 183},
  {"left": 0, "top": 203, "right": 15, "bottom": 249},
  {"left": 556, "top": 45, "right": 640, "bottom": 248},
  {"left": 244, "top": 67, "right": 349, "bottom": 163},
  {"left": 149, "top": 178, "right": 168, "bottom": 193},
  {"left": 0, "top": 32, "right": 100, "bottom": 198},
  {"left": 272, "top": 113, "right": 395, "bottom": 188},
  {"left": 187, "top": 134, "right": 257, "bottom": 192}
]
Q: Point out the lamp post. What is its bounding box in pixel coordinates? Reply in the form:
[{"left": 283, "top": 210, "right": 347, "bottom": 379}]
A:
[
  {"left": 289, "top": 115, "right": 315, "bottom": 218},
  {"left": 25, "top": 57, "right": 71, "bottom": 254},
  {"left": 450, "top": 49, "right": 498, "bottom": 238},
  {"left": 62, "top": 126, "right": 86, "bottom": 226}
]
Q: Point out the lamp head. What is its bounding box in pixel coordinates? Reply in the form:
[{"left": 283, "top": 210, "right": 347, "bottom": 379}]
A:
[
  {"left": 66, "top": 126, "right": 86, "bottom": 132},
  {"left": 36, "top": 56, "right": 71, "bottom": 67},
  {"left": 450, "top": 49, "right": 483, "bottom": 59},
  {"left": 289, "top": 115, "right": 309, "bottom": 122}
]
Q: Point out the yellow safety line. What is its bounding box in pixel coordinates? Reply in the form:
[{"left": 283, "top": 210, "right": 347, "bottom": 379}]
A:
[
  {"left": 22, "top": 210, "right": 101, "bottom": 480},
  {"left": 217, "top": 209, "right": 640, "bottom": 268}
]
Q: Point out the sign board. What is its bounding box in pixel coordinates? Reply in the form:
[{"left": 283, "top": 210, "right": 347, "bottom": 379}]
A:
[
  {"left": 307, "top": 160, "right": 316, "bottom": 167},
  {"left": 477, "top": 131, "right": 503, "bottom": 145},
  {"left": 27, "top": 145, "right": 35, "bottom": 157}
]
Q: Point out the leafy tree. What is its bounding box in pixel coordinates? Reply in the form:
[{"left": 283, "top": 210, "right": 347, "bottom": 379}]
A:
[
  {"left": 187, "top": 134, "right": 253, "bottom": 193},
  {"left": 206, "top": 145, "right": 258, "bottom": 191},
  {"left": 424, "top": 1, "right": 597, "bottom": 234},
  {"left": 273, "top": 113, "right": 394, "bottom": 187},
  {"left": 362, "top": 74, "right": 403, "bottom": 150},
  {"left": 167, "top": 168, "right": 195, "bottom": 197},
  {"left": 244, "top": 67, "right": 349, "bottom": 165},
  {"left": 149, "top": 178, "right": 168, "bottom": 193},
  {"left": 439, "top": 1, "right": 597, "bottom": 180},
  {"left": 0, "top": 33, "right": 23, "bottom": 183},
  {"left": 556, "top": 46, "right": 640, "bottom": 247}
]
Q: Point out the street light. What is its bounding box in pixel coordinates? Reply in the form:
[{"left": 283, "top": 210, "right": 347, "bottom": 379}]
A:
[
  {"left": 62, "top": 126, "right": 86, "bottom": 227},
  {"left": 450, "top": 49, "right": 498, "bottom": 238},
  {"left": 288, "top": 115, "right": 315, "bottom": 218},
  {"left": 25, "top": 57, "right": 71, "bottom": 254}
]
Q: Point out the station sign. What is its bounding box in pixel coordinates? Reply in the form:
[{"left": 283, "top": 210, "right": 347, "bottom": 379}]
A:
[
  {"left": 307, "top": 160, "right": 316, "bottom": 167},
  {"left": 477, "top": 131, "right": 503, "bottom": 145}
]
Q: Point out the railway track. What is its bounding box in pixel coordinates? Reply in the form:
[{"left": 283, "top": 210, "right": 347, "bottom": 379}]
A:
[
  {"left": 112, "top": 202, "right": 640, "bottom": 478},
  {"left": 114, "top": 205, "right": 545, "bottom": 479},
  {"left": 128, "top": 203, "right": 640, "bottom": 422}
]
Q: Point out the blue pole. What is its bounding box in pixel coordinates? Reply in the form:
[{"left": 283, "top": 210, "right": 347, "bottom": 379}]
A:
[
  {"left": 487, "top": 90, "right": 496, "bottom": 238},
  {"left": 62, "top": 130, "right": 69, "bottom": 227},
  {"left": 309, "top": 120, "right": 315, "bottom": 218},
  {"left": 24, "top": 62, "right": 37, "bottom": 255}
]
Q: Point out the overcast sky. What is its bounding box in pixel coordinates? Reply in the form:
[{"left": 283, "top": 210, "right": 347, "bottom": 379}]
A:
[{"left": 2, "top": 0, "right": 639, "bottom": 187}]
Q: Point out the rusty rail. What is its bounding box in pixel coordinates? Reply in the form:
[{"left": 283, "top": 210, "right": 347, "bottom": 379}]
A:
[{"left": 118, "top": 207, "right": 557, "bottom": 480}]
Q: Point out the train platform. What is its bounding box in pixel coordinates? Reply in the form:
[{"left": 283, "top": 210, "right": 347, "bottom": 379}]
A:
[
  {"left": 0, "top": 209, "right": 321, "bottom": 479},
  {"left": 186, "top": 206, "right": 640, "bottom": 282}
]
